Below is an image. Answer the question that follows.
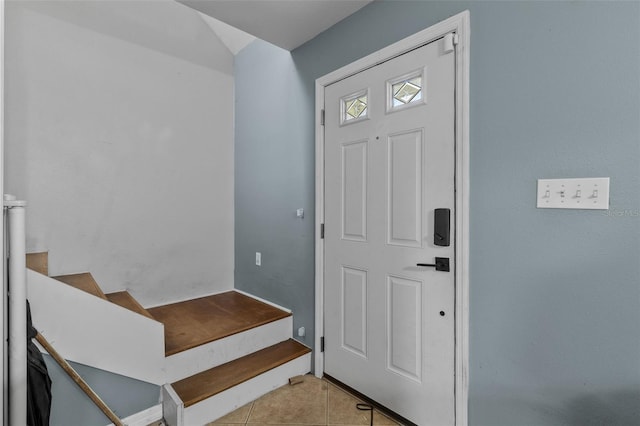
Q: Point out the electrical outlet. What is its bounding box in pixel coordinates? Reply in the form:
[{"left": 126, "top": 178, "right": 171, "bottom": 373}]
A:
[{"left": 255, "top": 252, "right": 261, "bottom": 266}]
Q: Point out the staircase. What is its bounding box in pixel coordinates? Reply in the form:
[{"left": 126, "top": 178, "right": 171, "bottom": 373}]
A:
[{"left": 26, "top": 252, "right": 312, "bottom": 425}]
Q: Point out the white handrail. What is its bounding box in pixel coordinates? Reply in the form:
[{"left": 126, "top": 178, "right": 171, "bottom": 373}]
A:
[{"left": 4, "top": 195, "right": 27, "bottom": 426}]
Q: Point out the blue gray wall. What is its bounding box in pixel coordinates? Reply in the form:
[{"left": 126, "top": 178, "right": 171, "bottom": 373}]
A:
[
  {"left": 235, "top": 42, "right": 315, "bottom": 347},
  {"left": 235, "top": 1, "right": 640, "bottom": 425},
  {"left": 44, "top": 355, "right": 159, "bottom": 426}
]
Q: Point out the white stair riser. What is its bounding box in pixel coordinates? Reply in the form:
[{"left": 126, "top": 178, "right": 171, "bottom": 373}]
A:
[
  {"left": 165, "top": 316, "right": 292, "bottom": 383},
  {"left": 182, "top": 352, "right": 311, "bottom": 426}
]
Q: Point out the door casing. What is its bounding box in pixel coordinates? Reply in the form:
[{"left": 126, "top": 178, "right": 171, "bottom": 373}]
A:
[{"left": 314, "top": 11, "right": 470, "bottom": 426}]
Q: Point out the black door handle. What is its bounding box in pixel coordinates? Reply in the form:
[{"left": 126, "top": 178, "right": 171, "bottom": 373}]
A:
[{"left": 416, "top": 257, "right": 450, "bottom": 272}]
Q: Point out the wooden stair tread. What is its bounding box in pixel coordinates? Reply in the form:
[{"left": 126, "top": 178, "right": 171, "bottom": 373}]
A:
[
  {"left": 26, "top": 252, "right": 48, "bottom": 275},
  {"left": 172, "top": 339, "right": 310, "bottom": 407},
  {"left": 148, "top": 291, "right": 292, "bottom": 356},
  {"left": 52, "top": 272, "right": 108, "bottom": 300},
  {"left": 106, "top": 291, "right": 155, "bottom": 320}
]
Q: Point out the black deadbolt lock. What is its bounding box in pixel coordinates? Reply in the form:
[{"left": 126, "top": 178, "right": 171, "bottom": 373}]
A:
[{"left": 434, "top": 208, "right": 450, "bottom": 247}]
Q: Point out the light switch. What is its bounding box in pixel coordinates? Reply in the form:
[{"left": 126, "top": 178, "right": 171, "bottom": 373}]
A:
[{"left": 537, "top": 178, "right": 609, "bottom": 210}]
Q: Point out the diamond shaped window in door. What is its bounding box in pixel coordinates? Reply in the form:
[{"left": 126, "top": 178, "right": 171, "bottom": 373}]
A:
[
  {"left": 341, "top": 90, "right": 369, "bottom": 125},
  {"left": 387, "top": 70, "right": 425, "bottom": 112}
]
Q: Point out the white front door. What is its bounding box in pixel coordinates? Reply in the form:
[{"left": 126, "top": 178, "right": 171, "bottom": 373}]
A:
[{"left": 323, "top": 36, "right": 456, "bottom": 425}]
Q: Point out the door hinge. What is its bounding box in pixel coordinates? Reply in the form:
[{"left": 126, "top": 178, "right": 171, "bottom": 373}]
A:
[
  {"left": 321, "top": 109, "right": 325, "bottom": 126},
  {"left": 320, "top": 223, "right": 324, "bottom": 239},
  {"left": 320, "top": 336, "right": 325, "bottom": 352}
]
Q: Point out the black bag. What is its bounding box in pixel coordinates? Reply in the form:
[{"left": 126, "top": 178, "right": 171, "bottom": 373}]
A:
[{"left": 27, "top": 300, "right": 52, "bottom": 426}]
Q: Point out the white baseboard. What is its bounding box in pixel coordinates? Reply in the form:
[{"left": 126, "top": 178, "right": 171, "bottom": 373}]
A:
[
  {"left": 104, "top": 403, "right": 163, "bottom": 426},
  {"left": 233, "top": 289, "right": 292, "bottom": 313}
]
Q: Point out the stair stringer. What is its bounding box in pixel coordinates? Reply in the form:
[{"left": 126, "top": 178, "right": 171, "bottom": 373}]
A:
[{"left": 27, "top": 269, "right": 165, "bottom": 385}]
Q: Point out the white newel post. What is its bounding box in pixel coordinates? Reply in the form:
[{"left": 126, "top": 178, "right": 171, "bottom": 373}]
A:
[{"left": 4, "top": 195, "right": 27, "bottom": 426}]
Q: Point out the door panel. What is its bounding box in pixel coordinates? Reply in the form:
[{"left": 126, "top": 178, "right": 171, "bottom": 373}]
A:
[
  {"left": 342, "top": 140, "right": 368, "bottom": 242},
  {"left": 387, "top": 274, "right": 422, "bottom": 382},
  {"left": 341, "top": 266, "right": 368, "bottom": 357},
  {"left": 324, "top": 36, "right": 456, "bottom": 425},
  {"left": 388, "top": 129, "right": 423, "bottom": 247}
]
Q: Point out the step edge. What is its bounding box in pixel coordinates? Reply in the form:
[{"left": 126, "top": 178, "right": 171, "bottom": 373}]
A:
[
  {"left": 164, "top": 310, "right": 292, "bottom": 356},
  {"left": 182, "top": 353, "right": 311, "bottom": 425},
  {"left": 176, "top": 340, "right": 311, "bottom": 407},
  {"left": 164, "top": 316, "right": 292, "bottom": 383}
]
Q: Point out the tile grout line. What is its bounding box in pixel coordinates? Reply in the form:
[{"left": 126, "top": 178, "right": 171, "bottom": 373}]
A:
[
  {"left": 244, "top": 401, "right": 255, "bottom": 425},
  {"left": 325, "top": 378, "right": 329, "bottom": 426},
  {"left": 211, "top": 375, "right": 400, "bottom": 426}
]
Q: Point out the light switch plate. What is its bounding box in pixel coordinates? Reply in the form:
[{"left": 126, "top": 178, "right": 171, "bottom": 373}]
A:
[{"left": 537, "top": 177, "right": 610, "bottom": 210}]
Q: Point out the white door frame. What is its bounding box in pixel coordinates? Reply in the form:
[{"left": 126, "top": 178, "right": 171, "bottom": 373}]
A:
[
  {"left": 314, "top": 11, "right": 470, "bottom": 425},
  {"left": 1, "top": 0, "right": 6, "bottom": 423}
]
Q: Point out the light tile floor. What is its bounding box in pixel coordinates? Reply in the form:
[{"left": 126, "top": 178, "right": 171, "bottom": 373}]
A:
[{"left": 207, "top": 376, "right": 401, "bottom": 426}]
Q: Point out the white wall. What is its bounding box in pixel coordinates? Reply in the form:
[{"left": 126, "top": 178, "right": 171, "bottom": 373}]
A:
[{"left": 5, "top": 0, "right": 235, "bottom": 307}]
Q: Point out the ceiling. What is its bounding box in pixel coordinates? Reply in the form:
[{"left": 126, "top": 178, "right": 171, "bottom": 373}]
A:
[{"left": 178, "top": 0, "right": 373, "bottom": 51}]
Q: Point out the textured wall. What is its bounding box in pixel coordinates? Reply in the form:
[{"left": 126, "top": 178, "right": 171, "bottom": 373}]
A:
[
  {"left": 235, "top": 1, "right": 640, "bottom": 424},
  {"left": 5, "top": 0, "right": 235, "bottom": 307}
]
